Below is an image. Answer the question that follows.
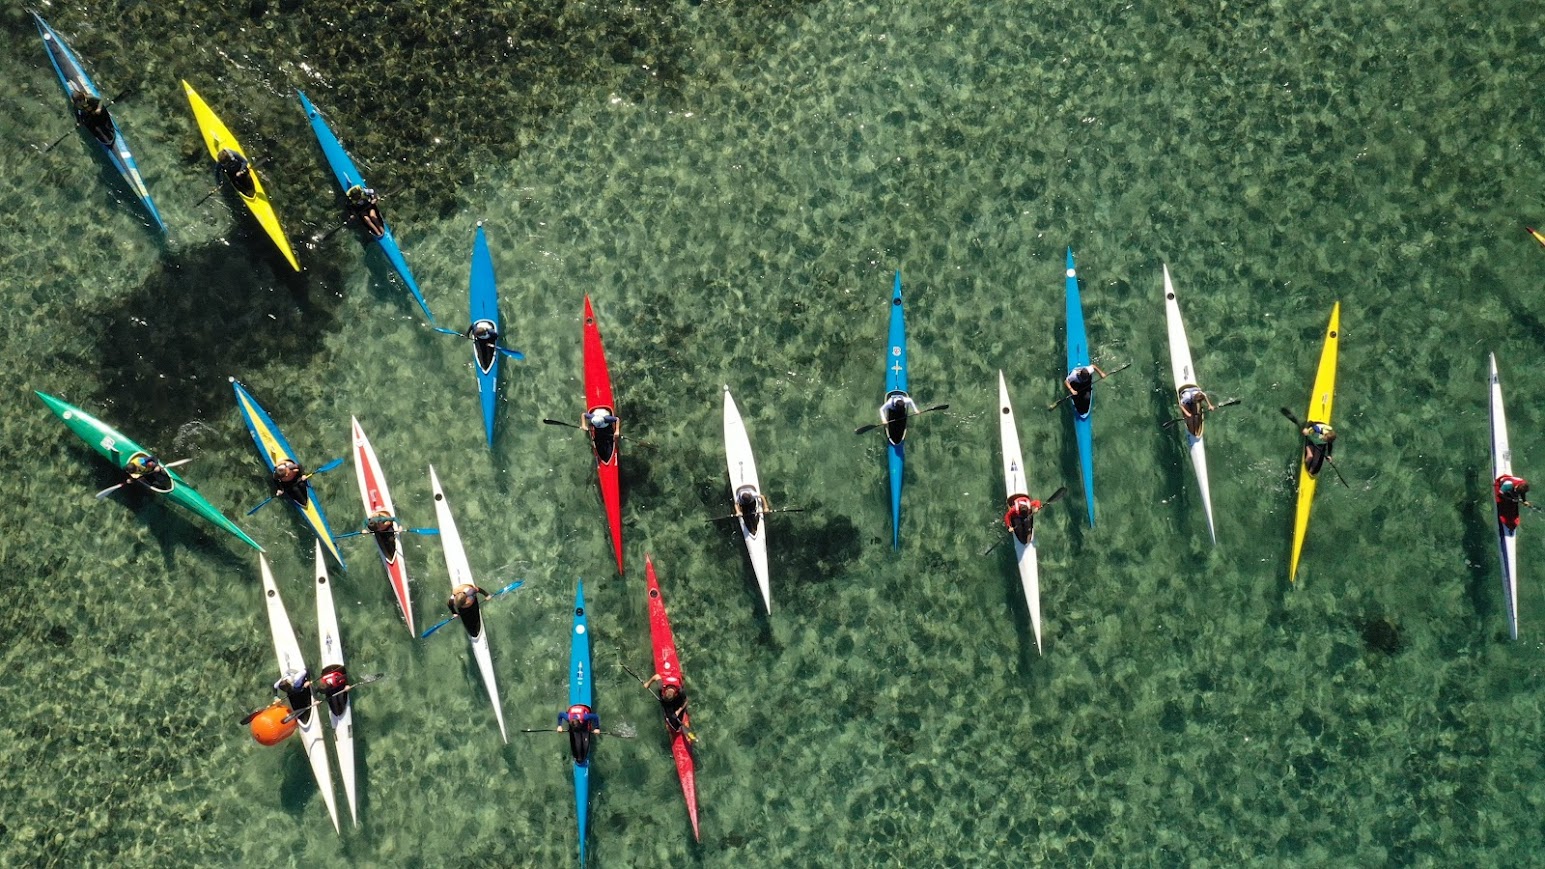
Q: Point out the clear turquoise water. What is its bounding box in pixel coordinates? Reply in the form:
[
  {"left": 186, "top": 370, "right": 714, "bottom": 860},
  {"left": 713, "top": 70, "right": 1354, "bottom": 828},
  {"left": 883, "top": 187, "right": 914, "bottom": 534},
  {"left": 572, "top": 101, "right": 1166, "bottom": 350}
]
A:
[{"left": 4, "top": 0, "right": 1545, "bottom": 864}]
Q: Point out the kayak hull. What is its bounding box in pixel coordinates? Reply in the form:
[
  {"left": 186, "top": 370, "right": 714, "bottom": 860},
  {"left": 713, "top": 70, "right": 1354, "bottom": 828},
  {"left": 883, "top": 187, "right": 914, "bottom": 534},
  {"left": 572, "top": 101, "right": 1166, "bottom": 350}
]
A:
[
  {"left": 296, "top": 90, "right": 431, "bottom": 320},
  {"left": 260, "top": 555, "right": 339, "bottom": 833},
  {"left": 35, "top": 391, "right": 261, "bottom": 550},
  {"left": 723, "top": 386, "right": 772, "bottom": 613},
  {"left": 1064, "top": 248, "right": 1096, "bottom": 527},
  {"left": 470, "top": 224, "right": 500, "bottom": 446},
  {"left": 430, "top": 465, "right": 507, "bottom": 742},
  {"left": 230, "top": 379, "right": 345, "bottom": 568},
  {"left": 313, "top": 543, "right": 357, "bottom": 827},
  {"left": 1490, "top": 354, "right": 1520, "bottom": 639},
  {"left": 1289, "top": 303, "right": 1341, "bottom": 582},
  {"left": 1162, "top": 265, "right": 1217, "bottom": 543},
  {"left": 583, "top": 296, "right": 625, "bottom": 573},
  {"left": 885, "top": 271, "right": 908, "bottom": 548},
  {"left": 645, "top": 556, "right": 700, "bottom": 840},
  {"left": 350, "top": 417, "right": 413, "bottom": 635},
  {"left": 33, "top": 13, "right": 164, "bottom": 231},
  {"left": 998, "top": 371, "right": 1042, "bottom": 653},
  {"left": 571, "top": 581, "right": 594, "bottom": 865}
]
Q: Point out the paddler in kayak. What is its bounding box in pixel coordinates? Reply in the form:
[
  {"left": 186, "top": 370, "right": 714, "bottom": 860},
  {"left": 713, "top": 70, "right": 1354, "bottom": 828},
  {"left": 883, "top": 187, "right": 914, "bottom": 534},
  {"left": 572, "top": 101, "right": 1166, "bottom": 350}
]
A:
[
  {"left": 216, "top": 148, "right": 257, "bottom": 197},
  {"left": 643, "top": 672, "right": 695, "bottom": 742},
  {"left": 734, "top": 485, "right": 769, "bottom": 535},
  {"left": 318, "top": 665, "right": 350, "bottom": 717},
  {"left": 69, "top": 87, "right": 115, "bottom": 145},
  {"left": 880, "top": 392, "right": 919, "bottom": 444},
  {"left": 272, "top": 459, "right": 311, "bottom": 504},
  {"left": 123, "top": 453, "right": 173, "bottom": 492},
  {"left": 274, "top": 667, "right": 314, "bottom": 720},
  {"left": 584, "top": 408, "right": 620, "bottom": 463},
  {"left": 1496, "top": 475, "right": 1532, "bottom": 531},
  {"left": 1003, "top": 494, "right": 1042, "bottom": 545},
  {"left": 345, "top": 184, "right": 386, "bottom": 238},
  {"left": 1178, "top": 385, "right": 1215, "bottom": 436},
  {"left": 557, "top": 703, "right": 601, "bottom": 763},
  {"left": 1300, "top": 421, "right": 1336, "bottom": 476},
  {"left": 1064, "top": 363, "right": 1108, "bottom": 414},
  {"left": 448, "top": 583, "right": 489, "bottom": 636},
  {"left": 365, "top": 509, "right": 399, "bottom": 556},
  {"left": 468, "top": 319, "right": 499, "bottom": 370}
]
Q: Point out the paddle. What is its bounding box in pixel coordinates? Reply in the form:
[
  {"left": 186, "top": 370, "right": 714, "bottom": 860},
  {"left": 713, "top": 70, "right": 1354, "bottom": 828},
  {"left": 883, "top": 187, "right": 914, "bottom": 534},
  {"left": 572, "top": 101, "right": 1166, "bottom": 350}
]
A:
[
  {"left": 245, "top": 457, "right": 347, "bottom": 514},
  {"left": 315, "top": 213, "right": 356, "bottom": 243},
  {"left": 1161, "top": 398, "right": 1242, "bottom": 429},
  {"left": 706, "top": 506, "right": 804, "bottom": 523},
  {"left": 281, "top": 672, "right": 387, "bottom": 723},
  {"left": 541, "top": 418, "right": 656, "bottom": 449},
  {"left": 980, "top": 486, "right": 1069, "bottom": 555},
  {"left": 94, "top": 458, "right": 193, "bottom": 498},
  {"left": 433, "top": 326, "right": 526, "bottom": 360},
  {"left": 519, "top": 728, "right": 635, "bottom": 739},
  {"left": 1279, "top": 408, "right": 1351, "bottom": 489},
  {"left": 620, "top": 660, "right": 697, "bottom": 743},
  {"left": 418, "top": 580, "right": 526, "bottom": 638},
  {"left": 854, "top": 403, "right": 949, "bottom": 435},
  {"left": 337, "top": 526, "right": 439, "bottom": 540},
  {"left": 239, "top": 672, "right": 385, "bottom": 725},
  {"left": 1046, "top": 362, "right": 1133, "bottom": 411},
  {"left": 41, "top": 88, "right": 134, "bottom": 152}
]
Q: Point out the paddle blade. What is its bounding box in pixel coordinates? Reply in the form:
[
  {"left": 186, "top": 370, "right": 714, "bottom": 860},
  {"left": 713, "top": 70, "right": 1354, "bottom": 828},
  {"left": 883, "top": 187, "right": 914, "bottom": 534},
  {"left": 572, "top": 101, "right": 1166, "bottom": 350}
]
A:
[
  {"left": 313, "top": 457, "right": 346, "bottom": 474},
  {"left": 407, "top": 527, "right": 440, "bottom": 535},
  {"left": 1042, "top": 486, "right": 1069, "bottom": 505},
  {"left": 419, "top": 617, "right": 455, "bottom": 639},
  {"left": 496, "top": 346, "right": 525, "bottom": 360},
  {"left": 94, "top": 483, "right": 127, "bottom": 499},
  {"left": 245, "top": 495, "right": 276, "bottom": 516},
  {"left": 433, "top": 327, "right": 464, "bottom": 338}
]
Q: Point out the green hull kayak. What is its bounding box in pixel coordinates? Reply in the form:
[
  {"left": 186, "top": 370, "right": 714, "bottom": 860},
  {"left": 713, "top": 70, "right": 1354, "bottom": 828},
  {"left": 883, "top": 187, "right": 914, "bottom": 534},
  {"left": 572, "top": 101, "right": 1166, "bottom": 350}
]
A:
[{"left": 36, "top": 391, "right": 262, "bottom": 551}]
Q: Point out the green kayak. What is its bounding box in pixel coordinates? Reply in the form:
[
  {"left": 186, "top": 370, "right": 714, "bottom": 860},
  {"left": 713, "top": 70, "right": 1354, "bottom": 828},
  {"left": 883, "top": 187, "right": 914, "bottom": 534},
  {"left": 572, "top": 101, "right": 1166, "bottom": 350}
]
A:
[{"left": 36, "top": 391, "right": 262, "bottom": 551}]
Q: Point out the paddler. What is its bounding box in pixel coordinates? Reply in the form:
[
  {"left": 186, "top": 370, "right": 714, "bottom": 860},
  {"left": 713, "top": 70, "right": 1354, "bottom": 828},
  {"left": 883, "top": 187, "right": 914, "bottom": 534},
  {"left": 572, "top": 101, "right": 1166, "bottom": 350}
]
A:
[
  {"left": 1300, "top": 421, "right": 1336, "bottom": 476},
  {"left": 272, "top": 459, "right": 310, "bottom": 503},
  {"left": 734, "top": 485, "right": 768, "bottom": 535},
  {"left": 1496, "top": 474, "right": 1532, "bottom": 531},
  {"left": 468, "top": 319, "right": 499, "bottom": 367},
  {"left": 584, "top": 408, "right": 620, "bottom": 463},
  {"left": 345, "top": 184, "right": 386, "bottom": 238},
  {"left": 643, "top": 672, "right": 694, "bottom": 741},
  {"left": 317, "top": 664, "right": 350, "bottom": 717},
  {"left": 216, "top": 148, "right": 257, "bottom": 197},
  {"left": 1003, "top": 494, "right": 1042, "bottom": 545},
  {"left": 1178, "top": 385, "right": 1214, "bottom": 434},
  {"left": 557, "top": 703, "right": 601, "bottom": 764},
  {"left": 124, "top": 453, "right": 172, "bottom": 491},
  {"left": 1064, "top": 363, "right": 1109, "bottom": 407},
  {"left": 69, "top": 87, "right": 115, "bottom": 145},
  {"left": 448, "top": 583, "right": 489, "bottom": 635},
  {"left": 274, "top": 667, "right": 313, "bottom": 719},
  {"left": 365, "top": 510, "right": 397, "bottom": 536},
  {"left": 880, "top": 393, "right": 918, "bottom": 444}
]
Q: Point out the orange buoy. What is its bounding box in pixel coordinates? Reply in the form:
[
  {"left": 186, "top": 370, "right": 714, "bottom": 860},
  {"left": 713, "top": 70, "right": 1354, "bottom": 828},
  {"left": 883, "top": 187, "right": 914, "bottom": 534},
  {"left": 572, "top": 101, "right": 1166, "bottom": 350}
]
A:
[{"left": 249, "top": 703, "right": 297, "bottom": 746}]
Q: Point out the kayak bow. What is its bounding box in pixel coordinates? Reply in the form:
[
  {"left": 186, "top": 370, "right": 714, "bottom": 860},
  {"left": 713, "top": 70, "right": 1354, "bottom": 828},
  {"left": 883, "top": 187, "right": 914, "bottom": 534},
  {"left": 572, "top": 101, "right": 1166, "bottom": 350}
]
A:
[
  {"left": 582, "top": 296, "right": 625, "bottom": 573},
  {"left": 183, "top": 80, "right": 300, "bottom": 271},
  {"left": 35, "top": 390, "right": 261, "bottom": 551},
  {"left": 644, "top": 555, "right": 700, "bottom": 840},
  {"left": 570, "top": 580, "right": 594, "bottom": 865},
  {"left": 429, "top": 465, "right": 508, "bottom": 742},
  {"left": 1489, "top": 353, "right": 1520, "bottom": 640},
  {"left": 297, "top": 90, "right": 432, "bottom": 320},
  {"left": 230, "top": 378, "right": 345, "bottom": 567},
  {"left": 998, "top": 371, "right": 1043, "bottom": 653},
  {"left": 1162, "top": 265, "right": 1217, "bottom": 543},
  {"left": 1288, "top": 302, "right": 1341, "bottom": 582},
  {"left": 884, "top": 271, "right": 908, "bottom": 548},
  {"left": 723, "top": 386, "right": 772, "bottom": 613},
  {"left": 351, "top": 417, "right": 413, "bottom": 635},
  {"left": 32, "top": 13, "right": 164, "bottom": 231},
  {"left": 1064, "top": 248, "right": 1096, "bottom": 527},
  {"left": 313, "top": 542, "right": 357, "bottom": 827}
]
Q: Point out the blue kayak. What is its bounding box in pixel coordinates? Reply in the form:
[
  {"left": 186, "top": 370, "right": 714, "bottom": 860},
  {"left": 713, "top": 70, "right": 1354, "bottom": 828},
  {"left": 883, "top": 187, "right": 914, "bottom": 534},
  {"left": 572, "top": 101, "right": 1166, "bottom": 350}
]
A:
[
  {"left": 884, "top": 271, "right": 909, "bottom": 548},
  {"left": 230, "top": 378, "right": 345, "bottom": 567},
  {"left": 1064, "top": 248, "right": 1096, "bottom": 527},
  {"left": 33, "top": 12, "right": 164, "bottom": 231},
  {"left": 469, "top": 223, "right": 500, "bottom": 447},
  {"left": 569, "top": 580, "right": 594, "bottom": 865}
]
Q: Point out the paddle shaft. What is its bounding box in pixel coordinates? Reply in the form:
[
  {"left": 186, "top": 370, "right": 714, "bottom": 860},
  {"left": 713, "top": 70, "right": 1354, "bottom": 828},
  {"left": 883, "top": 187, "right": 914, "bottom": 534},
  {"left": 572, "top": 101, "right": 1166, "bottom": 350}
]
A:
[
  {"left": 854, "top": 403, "right": 949, "bottom": 436},
  {"left": 541, "top": 417, "right": 654, "bottom": 449},
  {"left": 1162, "top": 397, "right": 1241, "bottom": 429},
  {"left": 43, "top": 88, "right": 133, "bottom": 152},
  {"left": 1046, "top": 362, "right": 1132, "bottom": 410}
]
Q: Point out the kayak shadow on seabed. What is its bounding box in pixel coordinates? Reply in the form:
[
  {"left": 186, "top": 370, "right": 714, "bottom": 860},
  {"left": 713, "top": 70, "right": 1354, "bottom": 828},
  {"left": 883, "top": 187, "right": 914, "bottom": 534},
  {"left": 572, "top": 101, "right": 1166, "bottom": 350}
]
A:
[
  {"left": 1457, "top": 462, "right": 1502, "bottom": 633},
  {"left": 76, "top": 241, "right": 341, "bottom": 434}
]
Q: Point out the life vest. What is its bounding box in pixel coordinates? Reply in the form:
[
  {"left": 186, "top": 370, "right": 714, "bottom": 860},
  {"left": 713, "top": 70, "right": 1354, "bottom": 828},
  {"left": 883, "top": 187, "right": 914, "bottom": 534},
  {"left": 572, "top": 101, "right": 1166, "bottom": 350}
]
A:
[
  {"left": 320, "top": 670, "right": 347, "bottom": 692},
  {"left": 566, "top": 704, "right": 593, "bottom": 726},
  {"left": 1003, "top": 496, "right": 1038, "bottom": 531}
]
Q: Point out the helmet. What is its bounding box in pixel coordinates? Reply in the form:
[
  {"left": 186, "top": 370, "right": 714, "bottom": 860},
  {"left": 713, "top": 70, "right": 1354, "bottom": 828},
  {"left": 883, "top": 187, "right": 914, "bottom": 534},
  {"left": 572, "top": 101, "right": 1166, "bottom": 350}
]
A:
[{"left": 589, "top": 409, "right": 610, "bottom": 427}]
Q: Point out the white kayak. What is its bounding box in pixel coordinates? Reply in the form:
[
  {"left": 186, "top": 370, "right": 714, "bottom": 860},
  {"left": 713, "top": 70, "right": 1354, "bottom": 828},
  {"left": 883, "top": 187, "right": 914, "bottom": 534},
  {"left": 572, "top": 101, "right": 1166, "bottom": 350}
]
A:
[
  {"left": 1163, "top": 265, "right": 1216, "bottom": 544},
  {"left": 428, "top": 465, "right": 508, "bottom": 742},
  {"left": 314, "top": 542, "right": 357, "bottom": 827},
  {"left": 998, "top": 371, "right": 1042, "bottom": 653},
  {"left": 1489, "top": 353, "right": 1519, "bottom": 640},
  {"left": 351, "top": 417, "right": 413, "bottom": 635},
  {"left": 723, "top": 386, "right": 771, "bottom": 613},
  {"left": 259, "top": 554, "right": 339, "bottom": 833}
]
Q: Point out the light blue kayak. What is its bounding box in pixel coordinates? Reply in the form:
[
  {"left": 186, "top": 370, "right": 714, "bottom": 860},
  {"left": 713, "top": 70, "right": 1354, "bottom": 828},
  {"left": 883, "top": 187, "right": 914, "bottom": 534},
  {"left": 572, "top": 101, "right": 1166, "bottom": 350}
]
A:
[
  {"left": 884, "top": 271, "right": 908, "bottom": 548},
  {"left": 569, "top": 580, "right": 594, "bottom": 865},
  {"left": 1064, "top": 248, "right": 1096, "bottom": 527},
  {"left": 469, "top": 223, "right": 500, "bottom": 446},
  {"left": 33, "top": 12, "right": 164, "bottom": 231},
  {"left": 296, "top": 90, "right": 433, "bottom": 322}
]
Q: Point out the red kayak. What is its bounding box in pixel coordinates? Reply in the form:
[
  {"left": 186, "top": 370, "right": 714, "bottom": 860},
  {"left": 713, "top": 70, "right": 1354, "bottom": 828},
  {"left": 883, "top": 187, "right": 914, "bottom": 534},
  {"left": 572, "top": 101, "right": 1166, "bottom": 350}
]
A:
[
  {"left": 645, "top": 555, "right": 699, "bottom": 840},
  {"left": 583, "top": 295, "right": 624, "bottom": 574}
]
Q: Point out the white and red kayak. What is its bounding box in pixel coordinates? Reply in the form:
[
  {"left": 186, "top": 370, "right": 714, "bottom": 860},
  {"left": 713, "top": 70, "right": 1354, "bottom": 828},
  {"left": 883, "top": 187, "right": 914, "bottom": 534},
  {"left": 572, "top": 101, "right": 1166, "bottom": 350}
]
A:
[
  {"left": 314, "top": 542, "right": 357, "bottom": 827},
  {"left": 259, "top": 554, "right": 339, "bottom": 833},
  {"left": 645, "top": 555, "right": 700, "bottom": 840},
  {"left": 998, "top": 371, "right": 1042, "bottom": 653},
  {"left": 351, "top": 417, "right": 413, "bottom": 635}
]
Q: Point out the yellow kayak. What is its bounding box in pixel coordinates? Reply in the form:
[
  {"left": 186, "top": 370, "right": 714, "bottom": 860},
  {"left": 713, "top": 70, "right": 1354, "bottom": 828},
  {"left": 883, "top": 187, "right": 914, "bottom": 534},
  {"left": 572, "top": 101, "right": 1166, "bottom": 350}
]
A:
[
  {"left": 182, "top": 80, "right": 300, "bottom": 272},
  {"left": 1289, "top": 302, "right": 1341, "bottom": 582}
]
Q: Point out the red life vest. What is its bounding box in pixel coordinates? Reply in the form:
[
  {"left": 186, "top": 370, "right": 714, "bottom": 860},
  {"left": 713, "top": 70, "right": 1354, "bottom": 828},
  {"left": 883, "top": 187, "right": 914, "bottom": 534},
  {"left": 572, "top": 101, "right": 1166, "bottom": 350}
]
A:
[{"left": 1003, "top": 496, "right": 1039, "bottom": 530}]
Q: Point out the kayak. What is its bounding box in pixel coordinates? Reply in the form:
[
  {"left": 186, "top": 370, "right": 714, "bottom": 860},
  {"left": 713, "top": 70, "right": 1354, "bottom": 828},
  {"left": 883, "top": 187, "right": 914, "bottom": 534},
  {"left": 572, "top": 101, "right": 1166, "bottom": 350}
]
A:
[
  {"left": 259, "top": 554, "right": 339, "bottom": 833},
  {"left": 313, "top": 542, "right": 357, "bottom": 827},
  {"left": 644, "top": 555, "right": 700, "bottom": 840},
  {"left": 1162, "top": 265, "right": 1217, "bottom": 544},
  {"left": 1489, "top": 353, "right": 1520, "bottom": 640},
  {"left": 230, "top": 378, "right": 345, "bottom": 568},
  {"left": 296, "top": 90, "right": 432, "bottom": 320},
  {"left": 35, "top": 390, "right": 261, "bottom": 551},
  {"left": 997, "top": 371, "right": 1042, "bottom": 653},
  {"left": 429, "top": 465, "right": 507, "bottom": 742},
  {"left": 723, "top": 386, "right": 771, "bottom": 613},
  {"left": 1064, "top": 248, "right": 1096, "bottom": 527},
  {"left": 183, "top": 80, "right": 300, "bottom": 272},
  {"left": 1528, "top": 226, "right": 1545, "bottom": 249},
  {"left": 1288, "top": 302, "right": 1341, "bottom": 582},
  {"left": 582, "top": 295, "right": 624, "bottom": 573},
  {"left": 350, "top": 417, "right": 413, "bottom": 635},
  {"left": 883, "top": 271, "right": 908, "bottom": 548},
  {"left": 32, "top": 13, "right": 164, "bottom": 231},
  {"left": 470, "top": 223, "right": 501, "bottom": 447},
  {"left": 570, "top": 579, "right": 594, "bottom": 865}
]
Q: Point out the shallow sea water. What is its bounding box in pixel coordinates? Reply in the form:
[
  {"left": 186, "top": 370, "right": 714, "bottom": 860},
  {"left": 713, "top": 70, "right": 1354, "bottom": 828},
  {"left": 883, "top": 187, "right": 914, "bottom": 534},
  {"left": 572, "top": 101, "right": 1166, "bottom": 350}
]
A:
[{"left": 3, "top": 0, "right": 1545, "bottom": 864}]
